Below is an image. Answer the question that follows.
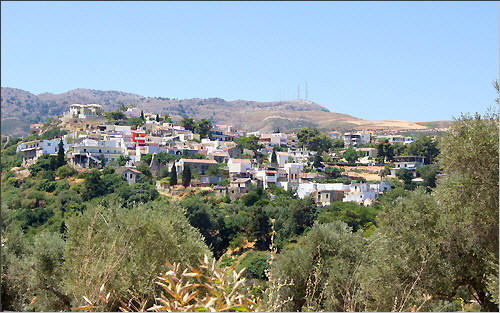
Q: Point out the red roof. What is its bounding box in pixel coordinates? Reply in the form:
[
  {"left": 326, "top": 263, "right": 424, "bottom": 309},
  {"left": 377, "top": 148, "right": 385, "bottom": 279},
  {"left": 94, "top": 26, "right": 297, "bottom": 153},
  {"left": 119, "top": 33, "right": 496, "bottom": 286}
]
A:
[{"left": 230, "top": 159, "right": 251, "bottom": 163}]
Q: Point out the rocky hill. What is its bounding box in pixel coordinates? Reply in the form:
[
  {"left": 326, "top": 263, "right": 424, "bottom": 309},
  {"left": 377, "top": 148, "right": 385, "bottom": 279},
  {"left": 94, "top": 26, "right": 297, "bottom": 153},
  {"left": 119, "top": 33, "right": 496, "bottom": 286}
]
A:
[{"left": 1, "top": 87, "right": 451, "bottom": 137}]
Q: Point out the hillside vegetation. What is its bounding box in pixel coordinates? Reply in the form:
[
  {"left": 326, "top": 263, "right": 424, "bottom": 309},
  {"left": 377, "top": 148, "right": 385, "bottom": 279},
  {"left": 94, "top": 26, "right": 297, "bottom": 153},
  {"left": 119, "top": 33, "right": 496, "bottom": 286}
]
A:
[{"left": 1, "top": 110, "right": 497, "bottom": 312}]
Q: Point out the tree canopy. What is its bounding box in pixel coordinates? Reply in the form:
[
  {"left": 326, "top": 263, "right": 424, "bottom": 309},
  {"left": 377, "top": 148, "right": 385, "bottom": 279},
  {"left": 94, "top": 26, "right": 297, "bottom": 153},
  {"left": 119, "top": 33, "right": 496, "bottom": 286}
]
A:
[
  {"left": 297, "top": 128, "right": 335, "bottom": 152},
  {"left": 63, "top": 199, "right": 210, "bottom": 311},
  {"left": 181, "top": 117, "right": 196, "bottom": 131},
  {"left": 195, "top": 119, "right": 213, "bottom": 139}
]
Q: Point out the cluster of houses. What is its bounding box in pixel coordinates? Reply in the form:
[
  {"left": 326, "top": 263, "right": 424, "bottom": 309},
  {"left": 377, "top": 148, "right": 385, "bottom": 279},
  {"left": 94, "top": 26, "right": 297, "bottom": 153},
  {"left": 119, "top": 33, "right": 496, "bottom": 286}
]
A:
[{"left": 17, "top": 103, "right": 429, "bottom": 206}]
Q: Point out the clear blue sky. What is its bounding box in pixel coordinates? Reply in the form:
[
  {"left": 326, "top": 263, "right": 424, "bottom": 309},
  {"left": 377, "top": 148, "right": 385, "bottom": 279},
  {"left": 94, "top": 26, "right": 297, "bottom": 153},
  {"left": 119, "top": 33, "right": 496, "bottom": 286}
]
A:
[{"left": 1, "top": 1, "right": 498, "bottom": 122}]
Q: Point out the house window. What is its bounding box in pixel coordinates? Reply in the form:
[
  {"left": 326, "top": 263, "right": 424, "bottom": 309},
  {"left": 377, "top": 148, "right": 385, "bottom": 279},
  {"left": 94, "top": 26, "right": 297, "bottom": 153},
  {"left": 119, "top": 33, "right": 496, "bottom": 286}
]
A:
[
  {"left": 47, "top": 143, "right": 51, "bottom": 146},
  {"left": 130, "top": 173, "right": 133, "bottom": 179},
  {"left": 99, "top": 149, "right": 102, "bottom": 153},
  {"left": 326, "top": 194, "right": 329, "bottom": 198}
]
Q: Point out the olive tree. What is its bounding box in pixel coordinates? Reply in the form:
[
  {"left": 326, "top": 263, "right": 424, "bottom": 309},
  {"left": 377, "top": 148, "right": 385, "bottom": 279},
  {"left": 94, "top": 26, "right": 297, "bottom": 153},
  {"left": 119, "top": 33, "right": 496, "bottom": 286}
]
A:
[
  {"left": 267, "top": 221, "right": 366, "bottom": 312},
  {"left": 62, "top": 199, "right": 210, "bottom": 311},
  {"left": 434, "top": 111, "right": 499, "bottom": 311},
  {"left": 358, "top": 189, "right": 454, "bottom": 312}
]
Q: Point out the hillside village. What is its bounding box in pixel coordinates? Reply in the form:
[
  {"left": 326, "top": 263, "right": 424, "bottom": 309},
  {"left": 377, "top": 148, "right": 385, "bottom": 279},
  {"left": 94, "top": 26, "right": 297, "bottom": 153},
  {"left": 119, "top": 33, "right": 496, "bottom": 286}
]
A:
[
  {"left": 3, "top": 1, "right": 498, "bottom": 311},
  {"left": 3, "top": 97, "right": 496, "bottom": 313},
  {"left": 12, "top": 103, "right": 440, "bottom": 206}
]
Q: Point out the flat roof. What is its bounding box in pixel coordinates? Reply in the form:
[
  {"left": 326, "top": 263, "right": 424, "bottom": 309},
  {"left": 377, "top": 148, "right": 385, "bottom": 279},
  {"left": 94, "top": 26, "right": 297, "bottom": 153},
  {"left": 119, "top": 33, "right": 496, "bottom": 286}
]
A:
[
  {"left": 70, "top": 103, "right": 102, "bottom": 107},
  {"left": 182, "top": 159, "right": 217, "bottom": 164}
]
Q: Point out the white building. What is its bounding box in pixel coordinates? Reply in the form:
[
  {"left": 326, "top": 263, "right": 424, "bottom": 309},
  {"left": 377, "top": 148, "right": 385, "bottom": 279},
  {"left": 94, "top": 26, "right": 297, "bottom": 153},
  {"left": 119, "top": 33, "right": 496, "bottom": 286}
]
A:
[
  {"left": 134, "top": 145, "right": 172, "bottom": 161},
  {"left": 289, "top": 148, "right": 315, "bottom": 163},
  {"left": 255, "top": 169, "right": 278, "bottom": 189},
  {"left": 259, "top": 133, "right": 286, "bottom": 146},
  {"left": 297, "top": 183, "right": 347, "bottom": 199},
  {"left": 375, "top": 135, "right": 415, "bottom": 145},
  {"left": 269, "top": 151, "right": 296, "bottom": 167},
  {"left": 116, "top": 167, "right": 142, "bottom": 185},
  {"left": 343, "top": 184, "right": 378, "bottom": 204},
  {"left": 391, "top": 156, "right": 426, "bottom": 175},
  {"left": 343, "top": 180, "right": 391, "bottom": 204},
  {"left": 296, "top": 181, "right": 391, "bottom": 205},
  {"left": 17, "top": 138, "right": 68, "bottom": 167},
  {"left": 343, "top": 132, "right": 371, "bottom": 147},
  {"left": 228, "top": 158, "right": 252, "bottom": 175},
  {"left": 125, "top": 107, "right": 142, "bottom": 118},
  {"left": 356, "top": 148, "right": 378, "bottom": 164},
  {"left": 70, "top": 139, "right": 125, "bottom": 168},
  {"left": 276, "top": 163, "right": 303, "bottom": 189},
  {"left": 67, "top": 104, "right": 103, "bottom": 118},
  {"left": 97, "top": 124, "right": 132, "bottom": 135}
]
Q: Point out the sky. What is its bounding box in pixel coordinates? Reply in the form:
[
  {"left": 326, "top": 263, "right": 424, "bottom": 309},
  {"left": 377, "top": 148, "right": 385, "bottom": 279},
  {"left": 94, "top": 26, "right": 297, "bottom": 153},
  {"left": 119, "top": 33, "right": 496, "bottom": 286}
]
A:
[{"left": 1, "top": 1, "right": 498, "bottom": 122}]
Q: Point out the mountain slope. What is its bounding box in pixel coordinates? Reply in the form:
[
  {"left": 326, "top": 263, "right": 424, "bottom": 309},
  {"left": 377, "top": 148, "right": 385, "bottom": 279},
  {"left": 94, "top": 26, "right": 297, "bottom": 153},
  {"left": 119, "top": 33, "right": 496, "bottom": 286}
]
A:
[{"left": 1, "top": 87, "right": 451, "bottom": 137}]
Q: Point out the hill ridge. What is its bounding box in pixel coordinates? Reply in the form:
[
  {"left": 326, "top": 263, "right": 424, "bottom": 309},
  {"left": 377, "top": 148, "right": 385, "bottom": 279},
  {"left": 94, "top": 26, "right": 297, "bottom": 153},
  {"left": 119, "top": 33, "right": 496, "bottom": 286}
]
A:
[{"left": 1, "top": 87, "right": 450, "bottom": 137}]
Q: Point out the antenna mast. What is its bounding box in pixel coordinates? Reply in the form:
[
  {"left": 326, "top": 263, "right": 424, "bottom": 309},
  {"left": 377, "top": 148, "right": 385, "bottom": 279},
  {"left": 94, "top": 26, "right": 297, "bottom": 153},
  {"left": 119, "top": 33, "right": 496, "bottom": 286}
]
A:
[
  {"left": 297, "top": 85, "right": 301, "bottom": 99},
  {"left": 305, "top": 82, "right": 308, "bottom": 100}
]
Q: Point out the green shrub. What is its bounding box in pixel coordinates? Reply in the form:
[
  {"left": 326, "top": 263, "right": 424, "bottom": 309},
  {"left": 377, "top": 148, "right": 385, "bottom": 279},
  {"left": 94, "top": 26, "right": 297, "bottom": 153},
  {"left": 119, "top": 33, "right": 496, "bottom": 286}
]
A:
[
  {"left": 237, "top": 251, "right": 271, "bottom": 280},
  {"left": 55, "top": 165, "right": 77, "bottom": 178},
  {"left": 29, "top": 155, "right": 57, "bottom": 176},
  {"left": 36, "top": 170, "right": 55, "bottom": 181},
  {"left": 54, "top": 180, "right": 70, "bottom": 195},
  {"left": 229, "top": 233, "right": 245, "bottom": 250},
  {"left": 217, "top": 178, "right": 229, "bottom": 186},
  {"left": 36, "top": 179, "right": 57, "bottom": 192},
  {"left": 5, "top": 176, "right": 18, "bottom": 187}
]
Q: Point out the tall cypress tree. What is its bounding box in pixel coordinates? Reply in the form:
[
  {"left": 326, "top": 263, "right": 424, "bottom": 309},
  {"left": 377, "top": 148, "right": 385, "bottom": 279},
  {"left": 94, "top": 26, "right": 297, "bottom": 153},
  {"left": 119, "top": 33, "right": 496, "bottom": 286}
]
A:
[
  {"left": 313, "top": 153, "right": 324, "bottom": 168},
  {"left": 271, "top": 148, "right": 278, "bottom": 164},
  {"left": 56, "top": 139, "right": 66, "bottom": 168},
  {"left": 182, "top": 165, "right": 192, "bottom": 187},
  {"left": 170, "top": 162, "right": 177, "bottom": 186},
  {"left": 140, "top": 110, "right": 145, "bottom": 121}
]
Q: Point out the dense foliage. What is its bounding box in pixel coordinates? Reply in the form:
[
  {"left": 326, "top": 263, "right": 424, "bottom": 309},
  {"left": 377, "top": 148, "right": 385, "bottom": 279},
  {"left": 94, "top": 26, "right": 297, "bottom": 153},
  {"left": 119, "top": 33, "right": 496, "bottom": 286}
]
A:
[{"left": 1, "top": 109, "right": 498, "bottom": 312}]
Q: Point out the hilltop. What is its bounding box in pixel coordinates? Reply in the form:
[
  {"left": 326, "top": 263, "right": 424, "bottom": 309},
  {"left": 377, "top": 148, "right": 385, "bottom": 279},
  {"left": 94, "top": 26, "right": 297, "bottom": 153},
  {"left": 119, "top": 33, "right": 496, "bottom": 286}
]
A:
[{"left": 1, "top": 87, "right": 451, "bottom": 137}]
